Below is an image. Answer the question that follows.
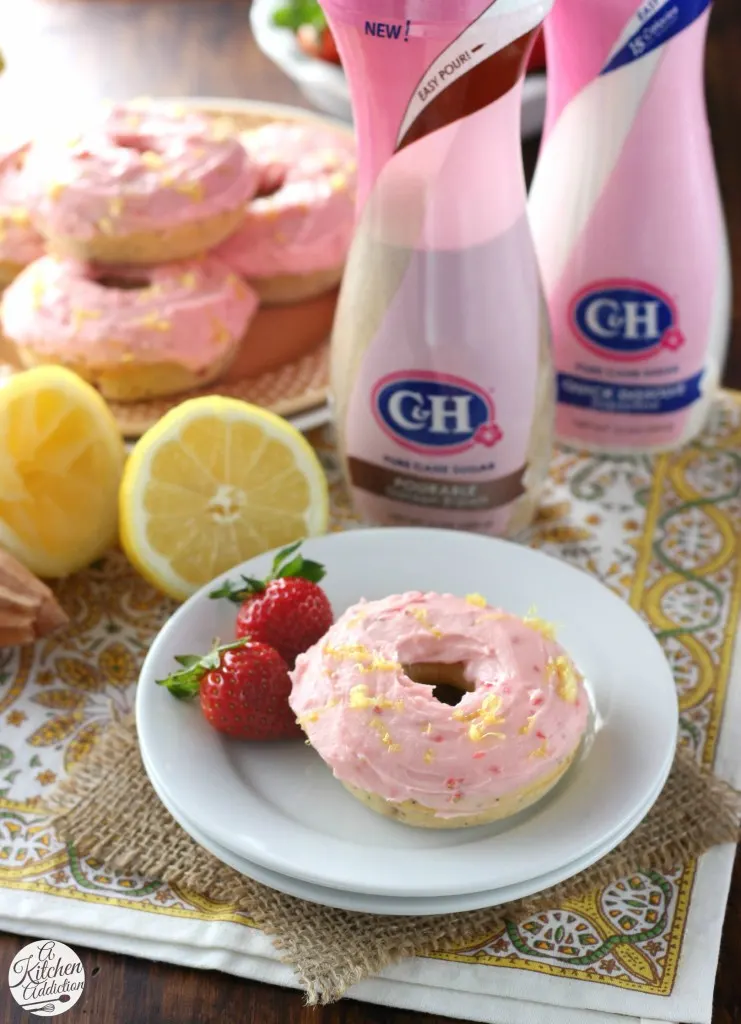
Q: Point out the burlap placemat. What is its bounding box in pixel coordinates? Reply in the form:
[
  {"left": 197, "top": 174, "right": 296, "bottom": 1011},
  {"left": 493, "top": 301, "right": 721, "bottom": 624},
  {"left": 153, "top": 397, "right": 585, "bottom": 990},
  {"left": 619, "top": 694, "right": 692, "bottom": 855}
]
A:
[{"left": 48, "top": 714, "right": 740, "bottom": 1004}]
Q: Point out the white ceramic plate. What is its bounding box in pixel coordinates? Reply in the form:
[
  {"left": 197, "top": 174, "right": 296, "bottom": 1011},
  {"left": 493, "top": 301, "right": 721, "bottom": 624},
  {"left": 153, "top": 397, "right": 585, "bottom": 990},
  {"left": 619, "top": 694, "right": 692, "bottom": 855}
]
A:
[
  {"left": 142, "top": 744, "right": 670, "bottom": 916},
  {"left": 250, "top": 0, "right": 548, "bottom": 137},
  {"left": 288, "top": 402, "right": 332, "bottom": 433},
  {"left": 137, "top": 528, "right": 678, "bottom": 897}
]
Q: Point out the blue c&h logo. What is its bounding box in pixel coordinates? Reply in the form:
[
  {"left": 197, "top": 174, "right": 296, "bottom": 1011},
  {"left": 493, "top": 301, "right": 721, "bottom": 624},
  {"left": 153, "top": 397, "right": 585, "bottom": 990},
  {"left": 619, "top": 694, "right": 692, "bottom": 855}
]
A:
[
  {"left": 372, "top": 371, "right": 502, "bottom": 455},
  {"left": 571, "top": 280, "right": 684, "bottom": 362}
]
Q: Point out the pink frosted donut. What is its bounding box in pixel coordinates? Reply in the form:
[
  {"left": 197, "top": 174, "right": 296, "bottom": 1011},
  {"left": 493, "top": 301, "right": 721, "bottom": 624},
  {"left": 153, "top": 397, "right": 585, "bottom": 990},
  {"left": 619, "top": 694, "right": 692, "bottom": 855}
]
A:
[
  {"left": 290, "top": 592, "right": 589, "bottom": 829},
  {"left": 26, "top": 104, "right": 261, "bottom": 265},
  {"left": 1, "top": 254, "right": 258, "bottom": 401},
  {"left": 214, "top": 122, "right": 357, "bottom": 304},
  {"left": 0, "top": 143, "right": 46, "bottom": 287}
]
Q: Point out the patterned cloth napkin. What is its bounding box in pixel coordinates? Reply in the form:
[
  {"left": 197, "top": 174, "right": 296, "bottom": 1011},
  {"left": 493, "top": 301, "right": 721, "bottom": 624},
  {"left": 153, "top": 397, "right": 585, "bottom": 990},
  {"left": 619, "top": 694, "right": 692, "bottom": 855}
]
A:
[{"left": 2, "top": 395, "right": 741, "bottom": 1023}]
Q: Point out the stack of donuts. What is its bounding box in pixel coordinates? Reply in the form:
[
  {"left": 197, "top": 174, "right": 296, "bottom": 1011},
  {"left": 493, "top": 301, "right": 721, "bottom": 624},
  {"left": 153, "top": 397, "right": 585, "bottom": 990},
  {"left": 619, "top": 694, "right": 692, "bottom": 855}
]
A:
[{"left": 0, "top": 102, "right": 357, "bottom": 402}]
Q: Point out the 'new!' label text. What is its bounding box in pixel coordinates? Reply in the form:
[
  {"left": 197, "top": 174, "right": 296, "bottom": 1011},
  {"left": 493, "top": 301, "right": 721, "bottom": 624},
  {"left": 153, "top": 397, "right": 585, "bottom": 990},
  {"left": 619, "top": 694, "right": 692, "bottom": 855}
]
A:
[{"left": 365, "top": 21, "right": 410, "bottom": 41}]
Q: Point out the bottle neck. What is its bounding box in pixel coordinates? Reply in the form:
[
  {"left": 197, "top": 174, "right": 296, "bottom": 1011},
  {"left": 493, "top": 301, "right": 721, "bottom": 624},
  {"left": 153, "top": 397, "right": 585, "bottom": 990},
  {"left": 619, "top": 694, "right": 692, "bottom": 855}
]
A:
[{"left": 322, "top": 0, "right": 550, "bottom": 208}]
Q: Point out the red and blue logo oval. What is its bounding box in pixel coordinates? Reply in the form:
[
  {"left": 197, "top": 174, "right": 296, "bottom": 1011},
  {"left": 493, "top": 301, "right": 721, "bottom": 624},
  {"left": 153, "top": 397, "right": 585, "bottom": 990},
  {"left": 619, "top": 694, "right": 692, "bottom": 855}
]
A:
[
  {"left": 570, "top": 280, "right": 684, "bottom": 362},
  {"left": 373, "top": 371, "right": 503, "bottom": 455}
]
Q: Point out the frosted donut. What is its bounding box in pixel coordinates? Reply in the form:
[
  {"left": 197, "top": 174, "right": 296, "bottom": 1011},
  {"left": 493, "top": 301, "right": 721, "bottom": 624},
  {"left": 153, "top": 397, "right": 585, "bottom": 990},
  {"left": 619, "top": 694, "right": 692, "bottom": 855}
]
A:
[
  {"left": 290, "top": 592, "right": 589, "bottom": 829},
  {"left": 214, "top": 122, "right": 357, "bottom": 305},
  {"left": 26, "top": 104, "right": 260, "bottom": 265},
  {"left": 0, "top": 143, "right": 46, "bottom": 288},
  {"left": 1, "top": 255, "right": 258, "bottom": 402}
]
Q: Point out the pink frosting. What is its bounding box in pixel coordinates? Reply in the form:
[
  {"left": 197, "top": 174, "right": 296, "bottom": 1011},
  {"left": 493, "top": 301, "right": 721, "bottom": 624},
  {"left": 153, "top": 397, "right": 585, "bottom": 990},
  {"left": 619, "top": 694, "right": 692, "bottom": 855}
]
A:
[
  {"left": 1, "top": 254, "right": 258, "bottom": 371},
  {"left": 213, "top": 123, "right": 357, "bottom": 278},
  {"left": 290, "top": 592, "right": 589, "bottom": 820},
  {"left": 25, "top": 104, "right": 260, "bottom": 242},
  {"left": 0, "top": 143, "right": 46, "bottom": 268}
]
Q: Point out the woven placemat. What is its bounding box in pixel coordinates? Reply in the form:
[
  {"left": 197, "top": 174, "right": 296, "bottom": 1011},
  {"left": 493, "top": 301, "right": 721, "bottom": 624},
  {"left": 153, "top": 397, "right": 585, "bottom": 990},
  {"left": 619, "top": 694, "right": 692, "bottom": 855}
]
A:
[
  {"left": 107, "top": 340, "right": 330, "bottom": 437},
  {"left": 49, "top": 715, "right": 740, "bottom": 1004}
]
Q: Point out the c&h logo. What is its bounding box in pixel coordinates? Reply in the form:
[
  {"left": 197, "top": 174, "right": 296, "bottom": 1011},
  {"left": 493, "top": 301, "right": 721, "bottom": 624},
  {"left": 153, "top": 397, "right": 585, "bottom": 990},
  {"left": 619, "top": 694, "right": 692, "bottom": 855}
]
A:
[
  {"left": 373, "top": 371, "right": 503, "bottom": 455},
  {"left": 570, "top": 279, "right": 685, "bottom": 361}
]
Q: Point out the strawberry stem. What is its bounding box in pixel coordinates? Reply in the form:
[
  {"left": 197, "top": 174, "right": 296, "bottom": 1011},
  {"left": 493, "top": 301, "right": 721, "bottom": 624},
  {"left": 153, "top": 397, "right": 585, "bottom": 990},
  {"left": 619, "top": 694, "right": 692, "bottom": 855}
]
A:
[
  {"left": 208, "top": 541, "right": 326, "bottom": 604},
  {"left": 157, "top": 637, "right": 251, "bottom": 699}
]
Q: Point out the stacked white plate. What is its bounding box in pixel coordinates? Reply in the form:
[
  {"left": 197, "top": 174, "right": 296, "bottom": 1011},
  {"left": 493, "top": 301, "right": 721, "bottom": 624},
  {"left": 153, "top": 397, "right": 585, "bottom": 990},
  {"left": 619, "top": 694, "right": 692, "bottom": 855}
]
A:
[{"left": 137, "top": 528, "right": 678, "bottom": 916}]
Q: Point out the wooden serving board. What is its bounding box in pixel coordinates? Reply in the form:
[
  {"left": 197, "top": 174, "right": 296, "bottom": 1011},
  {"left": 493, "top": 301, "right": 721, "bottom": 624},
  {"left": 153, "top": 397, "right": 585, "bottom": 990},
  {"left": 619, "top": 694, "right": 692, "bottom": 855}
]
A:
[{"left": 0, "top": 99, "right": 355, "bottom": 437}]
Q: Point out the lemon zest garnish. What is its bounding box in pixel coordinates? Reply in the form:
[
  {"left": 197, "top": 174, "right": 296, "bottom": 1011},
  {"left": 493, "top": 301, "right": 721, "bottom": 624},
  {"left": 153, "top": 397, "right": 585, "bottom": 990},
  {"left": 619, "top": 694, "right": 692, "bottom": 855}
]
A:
[
  {"left": 31, "top": 275, "right": 45, "bottom": 309},
  {"left": 324, "top": 643, "right": 370, "bottom": 662},
  {"left": 136, "top": 312, "right": 171, "bottom": 332},
  {"left": 8, "top": 207, "right": 29, "bottom": 225},
  {"left": 368, "top": 716, "right": 400, "bottom": 751},
  {"left": 530, "top": 741, "right": 549, "bottom": 759},
  {"left": 408, "top": 606, "right": 443, "bottom": 638},
  {"left": 546, "top": 656, "right": 580, "bottom": 704},
  {"left": 141, "top": 150, "right": 165, "bottom": 170},
  {"left": 359, "top": 657, "right": 401, "bottom": 674},
  {"left": 211, "top": 318, "right": 231, "bottom": 347},
  {"left": 71, "top": 309, "right": 102, "bottom": 330},
  {"left": 465, "top": 593, "right": 487, "bottom": 608},
  {"left": 523, "top": 606, "right": 557, "bottom": 641},
  {"left": 423, "top": 749, "right": 435, "bottom": 764},
  {"left": 469, "top": 724, "right": 506, "bottom": 742},
  {"left": 229, "top": 275, "right": 250, "bottom": 301},
  {"left": 173, "top": 179, "right": 205, "bottom": 202},
  {"left": 454, "top": 693, "right": 506, "bottom": 742},
  {"left": 348, "top": 684, "right": 403, "bottom": 709},
  {"left": 297, "top": 697, "right": 339, "bottom": 727}
]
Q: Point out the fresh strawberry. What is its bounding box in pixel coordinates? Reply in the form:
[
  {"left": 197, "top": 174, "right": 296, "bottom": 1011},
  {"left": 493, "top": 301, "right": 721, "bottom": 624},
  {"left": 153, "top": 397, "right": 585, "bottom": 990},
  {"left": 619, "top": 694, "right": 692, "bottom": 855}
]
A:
[
  {"left": 296, "top": 23, "right": 341, "bottom": 64},
  {"left": 210, "top": 542, "right": 333, "bottom": 665},
  {"left": 157, "top": 637, "right": 302, "bottom": 741}
]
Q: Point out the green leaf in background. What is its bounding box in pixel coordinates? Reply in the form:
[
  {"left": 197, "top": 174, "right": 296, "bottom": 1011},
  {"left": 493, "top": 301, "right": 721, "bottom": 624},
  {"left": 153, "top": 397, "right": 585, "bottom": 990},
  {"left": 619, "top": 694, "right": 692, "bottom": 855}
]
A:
[{"left": 272, "top": 0, "right": 326, "bottom": 32}]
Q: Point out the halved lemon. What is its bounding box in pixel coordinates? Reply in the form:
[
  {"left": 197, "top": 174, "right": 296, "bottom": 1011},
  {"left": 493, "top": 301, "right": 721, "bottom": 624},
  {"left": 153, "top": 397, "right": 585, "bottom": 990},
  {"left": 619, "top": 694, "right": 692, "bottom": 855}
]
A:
[
  {"left": 0, "top": 366, "right": 126, "bottom": 578},
  {"left": 119, "top": 396, "right": 330, "bottom": 601}
]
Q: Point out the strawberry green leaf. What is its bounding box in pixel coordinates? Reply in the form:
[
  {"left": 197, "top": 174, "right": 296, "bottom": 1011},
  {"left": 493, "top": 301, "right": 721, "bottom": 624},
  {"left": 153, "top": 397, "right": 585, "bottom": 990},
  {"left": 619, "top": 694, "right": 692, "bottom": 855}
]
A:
[
  {"left": 208, "top": 575, "right": 265, "bottom": 603},
  {"left": 157, "top": 638, "right": 251, "bottom": 700},
  {"left": 272, "top": 0, "right": 326, "bottom": 31},
  {"left": 174, "top": 655, "right": 202, "bottom": 668},
  {"left": 271, "top": 541, "right": 304, "bottom": 576},
  {"left": 210, "top": 542, "right": 326, "bottom": 602},
  {"left": 279, "top": 557, "right": 326, "bottom": 583}
]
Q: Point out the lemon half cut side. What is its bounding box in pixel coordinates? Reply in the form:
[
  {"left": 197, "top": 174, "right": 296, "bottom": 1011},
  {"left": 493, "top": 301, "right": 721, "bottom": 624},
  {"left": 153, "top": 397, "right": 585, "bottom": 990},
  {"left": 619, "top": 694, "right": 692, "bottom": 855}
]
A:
[{"left": 119, "top": 395, "right": 330, "bottom": 601}]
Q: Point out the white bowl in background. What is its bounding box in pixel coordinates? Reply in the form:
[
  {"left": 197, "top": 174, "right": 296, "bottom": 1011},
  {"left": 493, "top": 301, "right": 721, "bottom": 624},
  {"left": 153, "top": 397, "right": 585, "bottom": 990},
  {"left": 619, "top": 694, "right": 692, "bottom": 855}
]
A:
[{"left": 250, "top": 0, "right": 548, "bottom": 137}]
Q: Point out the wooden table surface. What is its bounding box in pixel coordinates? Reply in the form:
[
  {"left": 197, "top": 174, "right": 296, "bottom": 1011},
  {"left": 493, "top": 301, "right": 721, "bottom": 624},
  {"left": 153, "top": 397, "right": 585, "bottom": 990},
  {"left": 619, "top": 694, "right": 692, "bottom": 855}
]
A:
[{"left": 0, "top": 1, "right": 739, "bottom": 1021}]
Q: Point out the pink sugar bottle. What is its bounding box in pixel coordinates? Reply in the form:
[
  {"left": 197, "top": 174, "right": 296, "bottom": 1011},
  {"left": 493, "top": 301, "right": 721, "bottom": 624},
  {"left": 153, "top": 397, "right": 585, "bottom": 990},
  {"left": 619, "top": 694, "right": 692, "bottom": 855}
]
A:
[
  {"left": 529, "top": 0, "right": 732, "bottom": 453},
  {"left": 324, "top": 0, "right": 555, "bottom": 537}
]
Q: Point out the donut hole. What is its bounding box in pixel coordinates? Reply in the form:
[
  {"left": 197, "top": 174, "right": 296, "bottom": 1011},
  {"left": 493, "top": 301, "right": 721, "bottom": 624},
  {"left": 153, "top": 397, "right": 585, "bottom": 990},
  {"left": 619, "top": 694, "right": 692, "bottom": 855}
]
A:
[
  {"left": 95, "top": 274, "right": 151, "bottom": 291},
  {"left": 403, "top": 662, "right": 473, "bottom": 707}
]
